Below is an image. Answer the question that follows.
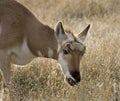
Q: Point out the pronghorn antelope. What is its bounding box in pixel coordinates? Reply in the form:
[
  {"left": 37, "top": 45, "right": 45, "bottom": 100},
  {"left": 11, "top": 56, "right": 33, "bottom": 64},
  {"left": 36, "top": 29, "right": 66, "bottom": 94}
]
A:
[{"left": 0, "top": 0, "right": 90, "bottom": 86}]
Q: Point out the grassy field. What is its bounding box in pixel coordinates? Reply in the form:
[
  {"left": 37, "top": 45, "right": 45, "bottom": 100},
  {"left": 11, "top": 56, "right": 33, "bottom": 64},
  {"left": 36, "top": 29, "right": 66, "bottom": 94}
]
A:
[{"left": 0, "top": 0, "right": 120, "bottom": 101}]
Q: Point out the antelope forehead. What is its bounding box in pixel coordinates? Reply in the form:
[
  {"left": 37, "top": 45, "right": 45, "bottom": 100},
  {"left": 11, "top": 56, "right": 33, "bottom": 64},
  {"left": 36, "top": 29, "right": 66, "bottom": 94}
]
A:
[{"left": 64, "top": 32, "right": 75, "bottom": 43}]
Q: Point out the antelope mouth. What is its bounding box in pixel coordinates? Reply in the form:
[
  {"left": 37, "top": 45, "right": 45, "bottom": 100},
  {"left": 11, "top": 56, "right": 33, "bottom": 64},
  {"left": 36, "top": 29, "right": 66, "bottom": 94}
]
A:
[
  {"left": 66, "top": 77, "right": 80, "bottom": 86},
  {"left": 66, "top": 78, "right": 77, "bottom": 86}
]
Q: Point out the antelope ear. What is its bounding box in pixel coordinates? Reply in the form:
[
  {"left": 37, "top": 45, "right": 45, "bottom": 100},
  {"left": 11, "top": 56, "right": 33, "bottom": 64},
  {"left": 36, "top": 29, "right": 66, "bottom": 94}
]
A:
[
  {"left": 55, "top": 22, "right": 67, "bottom": 43},
  {"left": 78, "top": 24, "right": 90, "bottom": 42}
]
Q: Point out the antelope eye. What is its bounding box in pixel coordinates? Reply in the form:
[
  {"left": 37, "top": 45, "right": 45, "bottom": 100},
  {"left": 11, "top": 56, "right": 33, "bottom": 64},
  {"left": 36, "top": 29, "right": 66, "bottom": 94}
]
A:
[{"left": 63, "top": 49, "right": 69, "bottom": 55}]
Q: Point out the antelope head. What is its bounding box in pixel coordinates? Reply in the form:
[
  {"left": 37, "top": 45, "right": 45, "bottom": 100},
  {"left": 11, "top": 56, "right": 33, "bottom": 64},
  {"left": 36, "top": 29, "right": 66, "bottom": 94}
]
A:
[{"left": 55, "top": 22, "right": 90, "bottom": 86}]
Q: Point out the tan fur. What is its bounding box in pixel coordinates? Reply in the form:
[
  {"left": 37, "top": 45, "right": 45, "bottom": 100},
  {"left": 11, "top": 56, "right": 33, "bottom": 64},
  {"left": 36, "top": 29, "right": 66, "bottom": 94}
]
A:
[
  {"left": 0, "top": 0, "right": 90, "bottom": 86},
  {"left": 0, "top": 0, "right": 58, "bottom": 85}
]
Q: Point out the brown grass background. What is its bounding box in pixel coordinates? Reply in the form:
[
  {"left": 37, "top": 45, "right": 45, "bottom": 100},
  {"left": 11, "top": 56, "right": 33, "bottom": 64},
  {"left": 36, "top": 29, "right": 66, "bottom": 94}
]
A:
[{"left": 0, "top": 0, "right": 120, "bottom": 101}]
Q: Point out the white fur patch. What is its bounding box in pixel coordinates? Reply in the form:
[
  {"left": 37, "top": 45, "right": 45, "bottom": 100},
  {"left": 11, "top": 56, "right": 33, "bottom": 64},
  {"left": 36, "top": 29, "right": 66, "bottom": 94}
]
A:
[
  {"left": 48, "top": 48, "right": 53, "bottom": 58},
  {"left": 8, "top": 38, "right": 35, "bottom": 65},
  {"left": 37, "top": 51, "right": 43, "bottom": 57},
  {"left": 58, "top": 53, "right": 69, "bottom": 74},
  {"left": 58, "top": 53, "right": 73, "bottom": 79},
  {"left": 57, "top": 44, "right": 61, "bottom": 52}
]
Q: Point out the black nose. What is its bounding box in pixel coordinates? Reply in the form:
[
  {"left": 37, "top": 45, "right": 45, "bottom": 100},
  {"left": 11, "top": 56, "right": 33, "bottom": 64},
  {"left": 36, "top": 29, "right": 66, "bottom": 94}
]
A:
[{"left": 71, "top": 71, "right": 81, "bottom": 82}]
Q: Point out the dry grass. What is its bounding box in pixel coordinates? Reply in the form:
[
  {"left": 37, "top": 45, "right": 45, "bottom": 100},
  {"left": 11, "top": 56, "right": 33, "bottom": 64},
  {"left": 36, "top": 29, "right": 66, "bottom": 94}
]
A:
[{"left": 0, "top": 0, "right": 120, "bottom": 101}]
